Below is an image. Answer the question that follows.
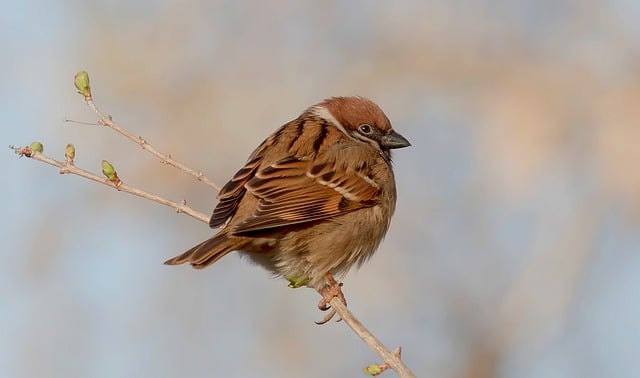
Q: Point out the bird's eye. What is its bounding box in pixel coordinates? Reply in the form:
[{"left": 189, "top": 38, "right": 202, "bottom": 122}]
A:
[{"left": 358, "top": 124, "right": 373, "bottom": 134}]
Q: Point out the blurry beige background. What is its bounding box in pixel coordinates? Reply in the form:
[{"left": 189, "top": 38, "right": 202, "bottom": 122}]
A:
[{"left": 3, "top": 1, "right": 639, "bottom": 377}]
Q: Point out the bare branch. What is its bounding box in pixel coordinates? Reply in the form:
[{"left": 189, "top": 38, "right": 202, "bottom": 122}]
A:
[
  {"left": 331, "top": 298, "right": 415, "bottom": 377},
  {"left": 76, "top": 92, "right": 220, "bottom": 191},
  {"left": 12, "top": 146, "right": 209, "bottom": 224}
]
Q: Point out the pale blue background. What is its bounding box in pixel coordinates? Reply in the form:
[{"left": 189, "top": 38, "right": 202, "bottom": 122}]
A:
[{"left": 3, "top": 1, "right": 640, "bottom": 377}]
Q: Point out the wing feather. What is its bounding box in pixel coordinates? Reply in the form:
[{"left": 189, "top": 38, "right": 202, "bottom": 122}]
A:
[
  {"left": 231, "top": 157, "right": 381, "bottom": 235},
  {"left": 209, "top": 155, "right": 263, "bottom": 227}
]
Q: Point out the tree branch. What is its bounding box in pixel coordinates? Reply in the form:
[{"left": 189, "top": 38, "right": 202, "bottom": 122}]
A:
[
  {"left": 11, "top": 71, "right": 415, "bottom": 377},
  {"left": 73, "top": 72, "right": 220, "bottom": 191},
  {"left": 333, "top": 298, "right": 415, "bottom": 377},
  {"left": 11, "top": 145, "right": 209, "bottom": 224}
]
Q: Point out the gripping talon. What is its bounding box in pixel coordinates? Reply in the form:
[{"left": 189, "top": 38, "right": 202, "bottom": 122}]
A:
[
  {"left": 315, "top": 272, "right": 347, "bottom": 325},
  {"left": 315, "top": 309, "right": 337, "bottom": 325}
]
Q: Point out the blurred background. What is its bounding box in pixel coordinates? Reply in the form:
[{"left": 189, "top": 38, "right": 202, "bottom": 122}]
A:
[{"left": 2, "top": 1, "right": 639, "bottom": 377}]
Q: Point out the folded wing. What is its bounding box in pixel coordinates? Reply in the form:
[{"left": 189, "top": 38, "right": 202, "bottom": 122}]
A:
[{"left": 231, "top": 156, "right": 381, "bottom": 236}]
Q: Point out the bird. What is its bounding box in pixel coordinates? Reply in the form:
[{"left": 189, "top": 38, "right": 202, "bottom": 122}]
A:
[{"left": 165, "top": 96, "right": 410, "bottom": 323}]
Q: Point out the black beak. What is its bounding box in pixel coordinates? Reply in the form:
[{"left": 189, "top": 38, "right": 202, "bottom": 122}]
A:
[{"left": 381, "top": 130, "right": 411, "bottom": 149}]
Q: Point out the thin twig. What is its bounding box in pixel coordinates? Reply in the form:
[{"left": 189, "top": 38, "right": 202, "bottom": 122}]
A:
[
  {"left": 12, "top": 147, "right": 209, "bottom": 224},
  {"left": 81, "top": 96, "right": 220, "bottom": 191},
  {"left": 64, "top": 118, "right": 100, "bottom": 126},
  {"left": 330, "top": 298, "right": 415, "bottom": 377}
]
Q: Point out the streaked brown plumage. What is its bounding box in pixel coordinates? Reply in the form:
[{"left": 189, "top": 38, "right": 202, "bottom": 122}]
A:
[{"left": 165, "top": 97, "right": 410, "bottom": 291}]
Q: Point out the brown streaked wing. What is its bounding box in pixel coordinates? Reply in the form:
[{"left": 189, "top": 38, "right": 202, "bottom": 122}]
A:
[
  {"left": 230, "top": 157, "right": 382, "bottom": 235},
  {"left": 209, "top": 155, "right": 263, "bottom": 228}
]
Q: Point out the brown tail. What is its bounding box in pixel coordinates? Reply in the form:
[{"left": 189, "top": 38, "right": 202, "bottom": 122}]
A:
[{"left": 164, "top": 231, "right": 244, "bottom": 269}]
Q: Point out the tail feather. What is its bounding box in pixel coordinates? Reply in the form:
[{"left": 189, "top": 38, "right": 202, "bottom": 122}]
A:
[{"left": 164, "top": 232, "right": 242, "bottom": 269}]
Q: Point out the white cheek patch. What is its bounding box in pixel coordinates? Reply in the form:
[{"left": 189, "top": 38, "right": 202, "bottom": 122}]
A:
[{"left": 311, "top": 106, "right": 356, "bottom": 142}]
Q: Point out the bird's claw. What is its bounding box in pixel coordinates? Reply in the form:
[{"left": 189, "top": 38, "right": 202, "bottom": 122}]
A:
[
  {"left": 315, "top": 308, "right": 338, "bottom": 325},
  {"left": 315, "top": 273, "right": 347, "bottom": 325}
]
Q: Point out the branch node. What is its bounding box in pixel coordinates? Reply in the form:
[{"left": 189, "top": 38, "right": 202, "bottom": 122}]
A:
[
  {"left": 363, "top": 347, "right": 403, "bottom": 376},
  {"left": 364, "top": 363, "right": 389, "bottom": 376},
  {"left": 161, "top": 153, "right": 173, "bottom": 165}
]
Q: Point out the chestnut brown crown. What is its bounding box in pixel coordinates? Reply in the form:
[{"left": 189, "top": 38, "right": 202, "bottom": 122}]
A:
[{"left": 310, "top": 97, "right": 411, "bottom": 153}]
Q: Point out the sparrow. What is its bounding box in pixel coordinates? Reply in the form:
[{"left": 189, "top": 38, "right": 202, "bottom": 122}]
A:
[{"left": 165, "top": 96, "right": 410, "bottom": 322}]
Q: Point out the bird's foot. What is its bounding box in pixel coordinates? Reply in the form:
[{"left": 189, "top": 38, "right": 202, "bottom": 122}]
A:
[{"left": 315, "top": 272, "right": 347, "bottom": 325}]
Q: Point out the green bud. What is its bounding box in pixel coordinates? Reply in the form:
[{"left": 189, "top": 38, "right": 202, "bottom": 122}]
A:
[
  {"left": 65, "top": 143, "right": 75, "bottom": 161},
  {"left": 101, "top": 160, "right": 115, "bottom": 178},
  {"left": 29, "top": 141, "right": 44, "bottom": 154},
  {"left": 101, "top": 160, "right": 120, "bottom": 185},
  {"left": 74, "top": 71, "right": 91, "bottom": 97},
  {"left": 363, "top": 364, "right": 383, "bottom": 376}
]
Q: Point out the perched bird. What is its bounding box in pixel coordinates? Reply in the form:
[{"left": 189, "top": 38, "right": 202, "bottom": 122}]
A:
[{"left": 165, "top": 96, "right": 410, "bottom": 322}]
